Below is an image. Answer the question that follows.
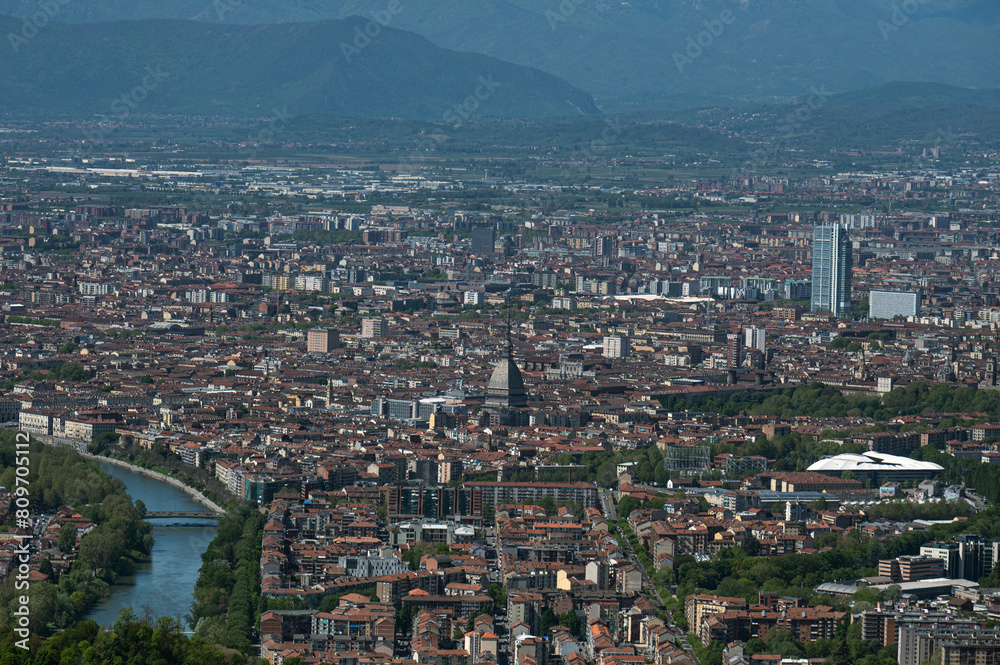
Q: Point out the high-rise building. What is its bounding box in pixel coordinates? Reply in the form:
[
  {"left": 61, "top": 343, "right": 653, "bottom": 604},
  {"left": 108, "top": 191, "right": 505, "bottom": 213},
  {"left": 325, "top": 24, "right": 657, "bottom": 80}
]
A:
[
  {"left": 531, "top": 272, "right": 558, "bottom": 289},
  {"left": 954, "top": 534, "right": 997, "bottom": 580},
  {"left": 602, "top": 335, "right": 630, "bottom": 359},
  {"left": 594, "top": 235, "right": 615, "bottom": 258},
  {"left": 839, "top": 213, "right": 877, "bottom": 229},
  {"left": 744, "top": 326, "right": 766, "bottom": 353},
  {"left": 307, "top": 328, "right": 339, "bottom": 353},
  {"left": 726, "top": 334, "right": 744, "bottom": 370},
  {"left": 811, "top": 224, "right": 853, "bottom": 316},
  {"left": 784, "top": 279, "right": 812, "bottom": 301},
  {"left": 362, "top": 318, "right": 388, "bottom": 339},
  {"left": 470, "top": 227, "right": 495, "bottom": 255},
  {"left": 869, "top": 289, "right": 921, "bottom": 320},
  {"left": 919, "top": 536, "right": 1000, "bottom": 580}
]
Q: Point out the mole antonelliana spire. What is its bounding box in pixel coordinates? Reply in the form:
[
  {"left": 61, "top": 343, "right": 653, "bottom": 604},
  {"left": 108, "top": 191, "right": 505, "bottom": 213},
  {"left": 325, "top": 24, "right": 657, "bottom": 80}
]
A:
[{"left": 484, "top": 289, "right": 527, "bottom": 409}]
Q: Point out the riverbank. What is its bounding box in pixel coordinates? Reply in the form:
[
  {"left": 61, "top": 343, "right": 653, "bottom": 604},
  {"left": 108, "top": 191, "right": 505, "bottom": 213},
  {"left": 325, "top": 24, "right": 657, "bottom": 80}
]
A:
[
  {"left": 84, "top": 459, "right": 220, "bottom": 629},
  {"left": 82, "top": 453, "right": 226, "bottom": 514},
  {"left": 0, "top": 433, "right": 154, "bottom": 634}
]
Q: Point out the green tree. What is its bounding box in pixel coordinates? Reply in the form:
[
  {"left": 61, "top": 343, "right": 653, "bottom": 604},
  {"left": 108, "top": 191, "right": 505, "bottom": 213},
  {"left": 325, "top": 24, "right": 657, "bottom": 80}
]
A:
[
  {"left": 89, "top": 431, "right": 120, "bottom": 454},
  {"left": 596, "top": 460, "right": 618, "bottom": 486},
  {"left": 830, "top": 638, "right": 854, "bottom": 665},
  {"left": 559, "top": 611, "right": 583, "bottom": 638},
  {"left": 539, "top": 608, "right": 559, "bottom": 634},
  {"left": 815, "top": 532, "right": 838, "bottom": 549},
  {"left": 397, "top": 604, "right": 415, "bottom": 633},
  {"left": 851, "top": 297, "right": 869, "bottom": 319},
  {"left": 55, "top": 361, "right": 92, "bottom": 382},
  {"left": 402, "top": 546, "right": 426, "bottom": 571},
  {"left": 58, "top": 523, "right": 78, "bottom": 553},
  {"left": 489, "top": 582, "right": 506, "bottom": 608},
  {"left": 809, "top": 496, "right": 828, "bottom": 511},
  {"left": 883, "top": 584, "right": 903, "bottom": 602},
  {"left": 618, "top": 495, "right": 640, "bottom": 519}
]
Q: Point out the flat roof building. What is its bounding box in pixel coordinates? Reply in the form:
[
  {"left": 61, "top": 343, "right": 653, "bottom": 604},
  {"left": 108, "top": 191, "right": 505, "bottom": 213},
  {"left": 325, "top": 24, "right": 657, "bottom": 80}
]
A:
[
  {"left": 307, "top": 327, "right": 339, "bottom": 353},
  {"left": 870, "top": 289, "right": 920, "bottom": 320}
]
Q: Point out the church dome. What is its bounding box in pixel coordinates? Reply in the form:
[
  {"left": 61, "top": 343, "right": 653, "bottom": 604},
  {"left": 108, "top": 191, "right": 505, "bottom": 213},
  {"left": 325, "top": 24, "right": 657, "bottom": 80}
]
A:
[{"left": 485, "top": 348, "right": 527, "bottom": 408}]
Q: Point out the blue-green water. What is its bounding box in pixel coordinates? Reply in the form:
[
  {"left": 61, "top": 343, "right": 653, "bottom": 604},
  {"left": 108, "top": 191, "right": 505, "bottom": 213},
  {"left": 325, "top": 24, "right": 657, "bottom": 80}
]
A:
[{"left": 85, "top": 462, "right": 218, "bottom": 629}]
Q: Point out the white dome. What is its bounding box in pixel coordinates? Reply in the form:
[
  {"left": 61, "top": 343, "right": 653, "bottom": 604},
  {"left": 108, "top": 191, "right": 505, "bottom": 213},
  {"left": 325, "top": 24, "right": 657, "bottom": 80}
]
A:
[{"left": 807, "top": 451, "right": 943, "bottom": 473}]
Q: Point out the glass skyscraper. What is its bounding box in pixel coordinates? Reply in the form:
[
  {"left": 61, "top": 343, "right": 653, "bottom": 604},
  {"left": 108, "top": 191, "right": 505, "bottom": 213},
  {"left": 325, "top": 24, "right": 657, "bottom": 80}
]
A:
[{"left": 811, "top": 224, "right": 852, "bottom": 316}]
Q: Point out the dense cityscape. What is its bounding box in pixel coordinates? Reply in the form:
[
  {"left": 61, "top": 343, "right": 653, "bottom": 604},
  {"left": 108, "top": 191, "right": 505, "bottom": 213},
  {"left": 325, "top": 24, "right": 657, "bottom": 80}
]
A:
[{"left": 0, "top": 119, "right": 998, "bottom": 665}]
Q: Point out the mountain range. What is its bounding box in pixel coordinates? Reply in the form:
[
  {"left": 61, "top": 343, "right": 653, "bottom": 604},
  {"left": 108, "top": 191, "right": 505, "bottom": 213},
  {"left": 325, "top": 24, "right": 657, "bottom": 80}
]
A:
[
  {"left": 667, "top": 82, "right": 1000, "bottom": 151},
  {"left": 2, "top": 0, "right": 998, "bottom": 109},
  {"left": 0, "top": 15, "right": 598, "bottom": 120}
]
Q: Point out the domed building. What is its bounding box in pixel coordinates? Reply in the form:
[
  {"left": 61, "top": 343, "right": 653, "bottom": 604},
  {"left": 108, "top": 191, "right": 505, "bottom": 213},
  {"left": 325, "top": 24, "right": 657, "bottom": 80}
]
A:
[
  {"left": 483, "top": 301, "right": 528, "bottom": 411},
  {"left": 434, "top": 290, "right": 459, "bottom": 311},
  {"left": 807, "top": 451, "right": 943, "bottom": 484},
  {"left": 484, "top": 338, "right": 527, "bottom": 409}
]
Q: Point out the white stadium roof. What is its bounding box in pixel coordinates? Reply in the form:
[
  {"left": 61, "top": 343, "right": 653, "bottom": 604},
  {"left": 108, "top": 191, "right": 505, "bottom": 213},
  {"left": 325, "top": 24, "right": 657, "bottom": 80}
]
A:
[{"left": 807, "top": 451, "right": 943, "bottom": 473}]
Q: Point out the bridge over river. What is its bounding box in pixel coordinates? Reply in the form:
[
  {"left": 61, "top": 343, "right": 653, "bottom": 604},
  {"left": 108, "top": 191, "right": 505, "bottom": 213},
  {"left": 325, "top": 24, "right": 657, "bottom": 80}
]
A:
[{"left": 144, "top": 511, "right": 225, "bottom": 519}]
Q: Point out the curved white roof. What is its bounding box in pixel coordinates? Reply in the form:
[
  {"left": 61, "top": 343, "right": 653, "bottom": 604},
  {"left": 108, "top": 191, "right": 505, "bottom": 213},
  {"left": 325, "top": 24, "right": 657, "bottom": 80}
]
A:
[{"left": 807, "top": 451, "right": 943, "bottom": 473}]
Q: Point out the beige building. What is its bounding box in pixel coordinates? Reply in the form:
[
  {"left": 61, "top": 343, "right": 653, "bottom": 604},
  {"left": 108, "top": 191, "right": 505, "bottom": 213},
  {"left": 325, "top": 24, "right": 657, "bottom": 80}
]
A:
[
  {"left": 685, "top": 594, "right": 748, "bottom": 635},
  {"left": 464, "top": 629, "right": 498, "bottom": 664},
  {"left": 362, "top": 318, "right": 388, "bottom": 338},
  {"left": 616, "top": 564, "right": 643, "bottom": 594},
  {"left": 586, "top": 560, "right": 610, "bottom": 590},
  {"left": 306, "top": 328, "right": 339, "bottom": 353},
  {"left": 63, "top": 417, "right": 118, "bottom": 442},
  {"left": 19, "top": 408, "right": 56, "bottom": 436}
]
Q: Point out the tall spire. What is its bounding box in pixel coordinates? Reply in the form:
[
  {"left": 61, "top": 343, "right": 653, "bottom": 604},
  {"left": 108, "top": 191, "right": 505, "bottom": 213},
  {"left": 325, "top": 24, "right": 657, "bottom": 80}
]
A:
[
  {"left": 505, "top": 289, "right": 512, "bottom": 354},
  {"left": 485, "top": 282, "right": 527, "bottom": 409}
]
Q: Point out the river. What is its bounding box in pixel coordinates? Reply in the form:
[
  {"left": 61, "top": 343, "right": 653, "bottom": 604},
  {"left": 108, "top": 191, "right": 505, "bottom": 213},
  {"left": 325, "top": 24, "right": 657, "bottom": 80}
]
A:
[{"left": 84, "top": 461, "right": 218, "bottom": 629}]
